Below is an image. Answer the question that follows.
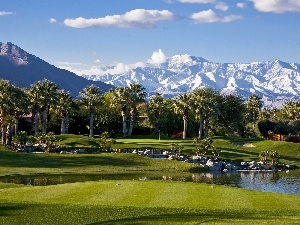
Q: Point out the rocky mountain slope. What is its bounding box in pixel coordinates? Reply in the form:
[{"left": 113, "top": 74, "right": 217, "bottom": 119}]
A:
[
  {"left": 0, "top": 42, "right": 114, "bottom": 96},
  {"left": 82, "top": 54, "right": 300, "bottom": 107}
]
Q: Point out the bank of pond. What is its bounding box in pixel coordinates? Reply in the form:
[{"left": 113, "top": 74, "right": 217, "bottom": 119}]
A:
[{"left": 1, "top": 170, "right": 300, "bottom": 195}]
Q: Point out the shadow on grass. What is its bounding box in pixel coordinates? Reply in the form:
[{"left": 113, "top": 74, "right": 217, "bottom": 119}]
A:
[
  {"left": 0, "top": 203, "right": 299, "bottom": 224},
  {"left": 88, "top": 210, "right": 289, "bottom": 225},
  {"left": 0, "top": 203, "right": 29, "bottom": 216}
]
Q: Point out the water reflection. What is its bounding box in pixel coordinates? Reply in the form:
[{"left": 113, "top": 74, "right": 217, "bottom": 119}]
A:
[{"left": 1, "top": 170, "right": 299, "bottom": 195}]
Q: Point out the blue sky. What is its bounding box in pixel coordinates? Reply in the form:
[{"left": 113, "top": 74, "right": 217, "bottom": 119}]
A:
[{"left": 1, "top": 0, "right": 300, "bottom": 76}]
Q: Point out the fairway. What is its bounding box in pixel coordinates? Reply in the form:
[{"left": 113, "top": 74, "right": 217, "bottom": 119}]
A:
[
  {"left": 0, "top": 180, "right": 300, "bottom": 224},
  {"left": 1, "top": 135, "right": 300, "bottom": 224}
]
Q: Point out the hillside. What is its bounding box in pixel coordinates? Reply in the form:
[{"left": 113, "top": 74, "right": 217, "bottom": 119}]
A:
[{"left": 0, "top": 42, "right": 114, "bottom": 96}]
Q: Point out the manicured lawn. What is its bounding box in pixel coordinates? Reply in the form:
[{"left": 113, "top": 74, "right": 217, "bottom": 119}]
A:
[
  {"left": 57, "top": 134, "right": 300, "bottom": 166},
  {"left": 0, "top": 180, "right": 300, "bottom": 224},
  {"left": 1, "top": 135, "right": 300, "bottom": 224}
]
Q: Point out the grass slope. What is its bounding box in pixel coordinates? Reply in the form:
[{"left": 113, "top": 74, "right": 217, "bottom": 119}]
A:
[
  {"left": 1, "top": 135, "right": 300, "bottom": 224},
  {"left": 0, "top": 180, "right": 300, "bottom": 224}
]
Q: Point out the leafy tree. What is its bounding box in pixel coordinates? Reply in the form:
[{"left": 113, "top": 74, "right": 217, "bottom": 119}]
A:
[
  {"left": 281, "top": 101, "right": 300, "bottom": 121},
  {"left": 193, "top": 136, "right": 213, "bottom": 157},
  {"left": 79, "top": 85, "right": 103, "bottom": 137},
  {"left": 257, "top": 120, "right": 275, "bottom": 138},
  {"left": 245, "top": 94, "right": 263, "bottom": 135},
  {"left": 158, "top": 98, "right": 181, "bottom": 137},
  {"left": 94, "top": 91, "right": 120, "bottom": 135},
  {"left": 216, "top": 94, "right": 245, "bottom": 136},
  {"left": 98, "top": 131, "right": 115, "bottom": 151}
]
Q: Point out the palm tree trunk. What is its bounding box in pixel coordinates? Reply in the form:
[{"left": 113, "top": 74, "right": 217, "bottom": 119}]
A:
[
  {"left": 5, "top": 124, "right": 12, "bottom": 146},
  {"left": 89, "top": 110, "right": 94, "bottom": 137},
  {"left": 204, "top": 119, "right": 209, "bottom": 137},
  {"left": 65, "top": 115, "right": 69, "bottom": 134},
  {"left": 183, "top": 115, "right": 187, "bottom": 139},
  {"left": 198, "top": 117, "right": 203, "bottom": 139},
  {"left": 128, "top": 115, "right": 135, "bottom": 136},
  {"left": 61, "top": 113, "right": 66, "bottom": 134},
  {"left": 1, "top": 126, "right": 6, "bottom": 144},
  {"left": 122, "top": 111, "right": 127, "bottom": 137},
  {"left": 34, "top": 112, "right": 39, "bottom": 134},
  {"left": 42, "top": 109, "right": 47, "bottom": 133},
  {"left": 14, "top": 118, "right": 19, "bottom": 136}
]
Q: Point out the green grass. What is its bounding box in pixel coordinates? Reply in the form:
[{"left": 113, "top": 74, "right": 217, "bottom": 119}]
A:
[
  {"left": 0, "top": 145, "right": 199, "bottom": 176},
  {"left": 1, "top": 135, "right": 300, "bottom": 224},
  {"left": 57, "top": 134, "right": 300, "bottom": 166},
  {"left": 0, "top": 180, "right": 299, "bottom": 224}
]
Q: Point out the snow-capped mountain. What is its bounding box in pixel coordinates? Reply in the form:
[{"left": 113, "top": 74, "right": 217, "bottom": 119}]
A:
[{"left": 81, "top": 54, "right": 300, "bottom": 107}]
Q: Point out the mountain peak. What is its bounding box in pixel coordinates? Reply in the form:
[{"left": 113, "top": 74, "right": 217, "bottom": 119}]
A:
[
  {"left": 0, "top": 42, "right": 31, "bottom": 66},
  {"left": 81, "top": 54, "right": 300, "bottom": 108},
  {"left": 167, "top": 54, "right": 207, "bottom": 70},
  {"left": 0, "top": 41, "right": 114, "bottom": 96}
]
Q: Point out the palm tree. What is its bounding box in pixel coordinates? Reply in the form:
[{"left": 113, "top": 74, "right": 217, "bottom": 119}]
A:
[
  {"left": 12, "top": 87, "right": 30, "bottom": 135},
  {"left": 111, "top": 83, "right": 146, "bottom": 137},
  {"left": 147, "top": 93, "right": 165, "bottom": 134},
  {"left": 0, "top": 80, "right": 26, "bottom": 144},
  {"left": 56, "top": 90, "right": 73, "bottom": 134},
  {"left": 26, "top": 85, "right": 40, "bottom": 134},
  {"left": 127, "top": 83, "right": 146, "bottom": 136},
  {"left": 79, "top": 85, "right": 103, "bottom": 137},
  {"left": 27, "top": 79, "right": 59, "bottom": 134},
  {"left": 174, "top": 93, "right": 191, "bottom": 139},
  {"left": 191, "top": 88, "right": 220, "bottom": 138},
  {"left": 111, "top": 87, "right": 130, "bottom": 137}
]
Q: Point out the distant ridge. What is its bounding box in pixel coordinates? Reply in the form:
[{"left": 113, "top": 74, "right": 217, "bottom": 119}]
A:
[{"left": 0, "top": 42, "right": 114, "bottom": 96}]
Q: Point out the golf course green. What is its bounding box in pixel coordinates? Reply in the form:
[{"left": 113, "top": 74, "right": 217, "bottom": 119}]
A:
[{"left": 0, "top": 135, "right": 300, "bottom": 224}]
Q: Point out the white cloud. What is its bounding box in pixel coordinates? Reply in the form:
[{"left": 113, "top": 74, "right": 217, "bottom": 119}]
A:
[
  {"left": 64, "top": 63, "right": 131, "bottom": 76},
  {"left": 215, "top": 2, "right": 229, "bottom": 11},
  {"left": 148, "top": 49, "right": 167, "bottom": 64},
  {"left": 49, "top": 18, "right": 57, "bottom": 23},
  {"left": 0, "top": 11, "right": 13, "bottom": 16},
  {"left": 177, "top": 0, "right": 216, "bottom": 3},
  {"left": 237, "top": 2, "right": 246, "bottom": 9},
  {"left": 190, "top": 9, "right": 242, "bottom": 23},
  {"left": 251, "top": 0, "right": 300, "bottom": 13},
  {"left": 94, "top": 59, "right": 101, "bottom": 63},
  {"left": 64, "top": 9, "right": 178, "bottom": 29},
  {"left": 57, "top": 61, "right": 86, "bottom": 66}
]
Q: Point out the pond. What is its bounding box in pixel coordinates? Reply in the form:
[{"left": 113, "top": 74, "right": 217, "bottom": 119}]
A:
[{"left": 1, "top": 170, "right": 300, "bottom": 195}]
